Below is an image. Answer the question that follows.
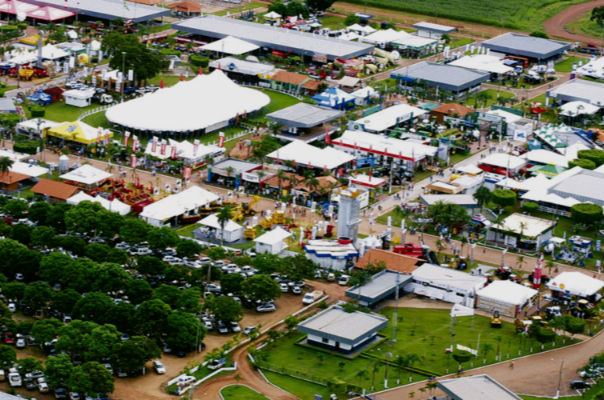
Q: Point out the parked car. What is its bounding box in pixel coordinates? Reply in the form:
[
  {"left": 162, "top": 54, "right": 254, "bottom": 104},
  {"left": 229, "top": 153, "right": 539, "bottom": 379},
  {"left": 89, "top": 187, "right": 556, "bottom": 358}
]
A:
[
  {"left": 152, "top": 360, "right": 166, "bottom": 375},
  {"left": 292, "top": 286, "right": 302, "bottom": 295},
  {"left": 15, "top": 336, "right": 26, "bottom": 349},
  {"left": 242, "top": 326, "right": 256, "bottom": 335},
  {"left": 207, "top": 359, "right": 226, "bottom": 370},
  {"left": 338, "top": 275, "right": 350, "bottom": 286},
  {"left": 230, "top": 321, "right": 241, "bottom": 333},
  {"left": 256, "top": 303, "right": 276, "bottom": 313},
  {"left": 217, "top": 321, "right": 229, "bottom": 334},
  {"left": 8, "top": 371, "right": 22, "bottom": 387},
  {"left": 279, "top": 283, "right": 289, "bottom": 293},
  {"left": 570, "top": 380, "right": 592, "bottom": 390},
  {"left": 69, "top": 391, "right": 81, "bottom": 400},
  {"left": 37, "top": 378, "right": 49, "bottom": 393},
  {"left": 54, "top": 387, "right": 68, "bottom": 399}
]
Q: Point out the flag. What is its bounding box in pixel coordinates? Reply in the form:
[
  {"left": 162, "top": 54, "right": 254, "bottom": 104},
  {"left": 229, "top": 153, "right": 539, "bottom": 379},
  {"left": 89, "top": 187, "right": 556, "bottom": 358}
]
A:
[
  {"left": 325, "top": 129, "right": 331, "bottom": 144},
  {"left": 130, "top": 154, "right": 137, "bottom": 169},
  {"left": 151, "top": 136, "right": 158, "bottom": 153},
  {"left": 183, "top": 166, "right": 192, "bottom": 180},
  {"left": 123, "top": 131, "right": 130, "bottom": 147},
  {"left": 198, "top": 67, "right": 203, "bottom": 75},
  {"left": 160, "top": 79, "right": 164, "bottom": 89}
]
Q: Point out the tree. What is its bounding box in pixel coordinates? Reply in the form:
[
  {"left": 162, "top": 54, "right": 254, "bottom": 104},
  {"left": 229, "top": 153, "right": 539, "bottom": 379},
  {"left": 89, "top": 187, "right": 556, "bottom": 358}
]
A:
[
  {"left": 22, "top": 281, "right": 53, "bottom": 312},
  {"left": 0, "top": 156, "right": 13, "bottom": 175},
  {"left": 83, "top": 324, "right": 120, "bottom": 362},
  {"left": 591, "top": 6, "right": 604, "bottom": 26},
  {"left": 40, "top": 252, "right": 74, "bottom": 284},
  {"left": 0, "top": 344, "right": 16, "bottom": 369},
  {"left": 4, "top": 199, "right": 27, "bottom": 218},
  {"left": 44, "top": 354, "right": 73, "bottom": 388},
  {"left": 56, "top": 320, "right": 99, "bottom": 359},
  {"left": 31, "top": 318, "right": 62, "bottom": 345},
  {"left": 134, "top": 299, "right": 171, "bottom": 337},
  {"left": 91, "top": 262, "right": 131, "bottom": 293},
  {"left": 284, "top": 315, "right": 299, "bottom": 330},
  {"left": 113, "top": 336, "right": 160, "bottom": 374},
  {"left": 216, "top": 205, "right": 234, "bottom": 245},
  {"left": 28, "top": 202, "right": 51, "bottom": 225},
  {"left": 152, "top": 284, "right": 181, "bottom": 308},
  {"left": 241, "top": 274, "right": 281, "bottom": 303},
  {"left": 175, "top": 288, "right": 202, "bottom": 313},
  {"left": 163, "top": 311, "right": 205, "bottom": 352},
  {"left": 85, "top": 243, "right": 111, "bottom": 262},
  {"left": 208, "top": 295, "right": 243, "bottom": 322},
  {"left": 571, "top": 203, "right": 603, "bottom": 225},
  {"left": 104, "top": 301, "right": 135, "bottom": 334},
  {"left": 119, "top": 219, "right": 150, "bottom": 245},
  {"left": 147, "top": 226, "right": 179, "bottom": 251},
  {"left": 136, "top": 255, "right": 166, "bottom": 276},
  {"left": 30, "top": 225, "right": 55, "bottom": 248},
  {"left": 568, "top": 158, "right": 596, "bottom": 170},
  {"left": 521, "top": 201, "right": 539, "bottom": 213},
  {"left": 529, "top": 31, "right": 548, "bottom": 38},
  {"left": 176, "top": 239, "right": 202, "bottom": 259},
  {"left": 64, "top": 202, "right": 104, "bottom": 236},
  {"left": 578, "top": 148, "right": 604, "bottom": 166},
  {"left": 473, "top": 186, "right": 491, "bottom": 208},
  {"left": 206, "top": 246, "right": 227, "bottom": 260},
  {"left": 102, "top": 32, "right": 167, "bottom": 83},
  {"left": 220, "top": 273, "right": 245, "bottom": 295},
  {"left": 10, "top": 222, "right": 32, "bottom": 246},
  {"left": 69, "top": 361, "right": 114, "bottom": 397},
  {"left": 72, "top": 292, "right": 114, "bottom": 324},
  {"left": 452, "top": 349, "right": 472, "bottom": 363},
  {"left": 344, "top": 14, "right": 360, "bottom": 26},
  {"left": 491, "top": 189, "right": 517, "bottom": 208},
  {"left": 126, "top": 279, "right": 152, "bottom": 305},
  {"left": 17, "top": 356, "right": 42, "bottom": 375},
  {"left": 426, "top": 202, "right": 470, "bottom": 230},
  {"left": 306, "top": 0, "right": 335, "bottom": 11}
]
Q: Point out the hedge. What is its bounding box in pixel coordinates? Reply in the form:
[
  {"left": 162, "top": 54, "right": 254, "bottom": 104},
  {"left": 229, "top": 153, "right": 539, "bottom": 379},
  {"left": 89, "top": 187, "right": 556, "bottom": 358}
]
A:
[
  {"left": 491, "top": 189, "right": 517, "bottom": 207},
  {"left": 569, "top": 158, "right": 596, "bottom": 170},
  {"left": 452, "top": 350, "right": 472, "bottom": 363},
  {"left": 578, "top": 149, "right": 604, "bottom": 167},
  {"left": 571, "top": 203, "right": 603, "bottom": 224},
  {"left": 536, "top": 327, "right": 555, "bottom": 343},
  {"left": 189, "top": 54, "right": 209, "bottom": 68},
  {"left": 521, "top": 201, "right": 538, "bottom": 213},
  {"left": 12, "top": 141, "right": 39, "bottom": 154}
]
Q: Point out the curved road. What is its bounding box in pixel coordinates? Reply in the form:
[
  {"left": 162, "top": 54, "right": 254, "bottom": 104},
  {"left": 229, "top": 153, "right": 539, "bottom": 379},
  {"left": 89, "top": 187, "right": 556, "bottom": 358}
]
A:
[{"left": 544, "top": 0, "right": 604, "bottom": 44}]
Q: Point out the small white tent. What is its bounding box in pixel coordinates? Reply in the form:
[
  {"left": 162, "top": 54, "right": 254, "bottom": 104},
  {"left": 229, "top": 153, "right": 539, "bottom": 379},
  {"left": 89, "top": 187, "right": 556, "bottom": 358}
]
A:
[
  {"left": 198, "top": 213, "right": 243, "bottom": 243},
  {"left": 254, "top": 226, "right": 291, "bottom": 254}
]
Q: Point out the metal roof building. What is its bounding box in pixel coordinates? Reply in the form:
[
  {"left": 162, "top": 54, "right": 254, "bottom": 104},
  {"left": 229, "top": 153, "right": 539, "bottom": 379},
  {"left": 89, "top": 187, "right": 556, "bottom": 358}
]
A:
[
  {"left": 297, "top": 305, "right": 388, "bottom": 352},
  {"left": 391, "top": 62, "right": 489, "bottom": 93},
  {"left": 267, "top": 103, "right": 344, "bottom": 128},
  {"left": 482, "top": 33, "right": 570, "bottom": 61},
  {"left": 547, "top": 79, "right": 604, "bottom": 107},
  {"left": 29, "top": 0, "right": 169, "bottom": 22},
  {"left": 346, "top": 270, "right": 412, "bottom": 307},
  {"left": 172, "top": 15, "right": 374, "bottom": 60},
  {"left": 438, "top": 374, "right": 522, "bottom": 400}
]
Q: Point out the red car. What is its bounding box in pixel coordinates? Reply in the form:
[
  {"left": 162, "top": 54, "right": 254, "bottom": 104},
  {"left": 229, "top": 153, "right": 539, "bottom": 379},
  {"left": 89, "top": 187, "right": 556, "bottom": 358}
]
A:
[{"left": 4, "top": 332, "right": 14, "bottom": 345}]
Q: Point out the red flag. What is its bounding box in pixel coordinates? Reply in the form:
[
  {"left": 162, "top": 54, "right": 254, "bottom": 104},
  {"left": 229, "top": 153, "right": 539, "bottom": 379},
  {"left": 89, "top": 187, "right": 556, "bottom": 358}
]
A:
[
  {"left": 325, "top": 129, "right": 331, "bottom": 144},
  {"left": 368, "top": 168, "right": 373, "bottom": 181},
  {"left": 179, "top": 74, "right": 184, "bottom": 81},
  {"left": 292, "top": 160, "right": 296, "bottom": 167},
  {"left": 183, "top": 166, "right": 192, "bottom": 180},
  {"left": 218, "top": 132, "right": 225, "bottom": 148},
  {"left": 159, "top": 79, "right": 164, "bottom": 89},
  {"left": 130, "top": 154, "right": 137, "bottom": 169},
  {"left": 323, "top": 165, "right": 327, "bottom": 173},
  {"left": 307, "top": 162, "right": 312, "bottom": 169},
  {"left": 198, "top": 67, "right": 203, "bottom": 75}
]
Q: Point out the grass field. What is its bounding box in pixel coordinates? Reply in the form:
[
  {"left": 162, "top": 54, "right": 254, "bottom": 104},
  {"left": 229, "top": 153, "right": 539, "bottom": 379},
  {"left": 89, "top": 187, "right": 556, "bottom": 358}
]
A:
[
  {"left": 220, "top": 385, "right": 269, "bottom": 400},
  {"left": 566, "top": 11, "right": 604, "bottom": 39},
  {"left": 555, "top": 56, "right": 589, "bottom": 73},
  {"left": 449, "top": 37, "right": 474, "bottom": 49},
  {"left": 262, "top": 370, "right": 332, "bottom": 400},
  {"left": 464, "top": 89, "right": 516, "bottom": 109},
  {"left": 519, "top": 396, "right": 581, "bottom": 400},
  {"left": 339, "top": 0, "right": 588, "bottom": 30},
  {"left": 213, "top": 2, "right": 264, "bottom": 16}
]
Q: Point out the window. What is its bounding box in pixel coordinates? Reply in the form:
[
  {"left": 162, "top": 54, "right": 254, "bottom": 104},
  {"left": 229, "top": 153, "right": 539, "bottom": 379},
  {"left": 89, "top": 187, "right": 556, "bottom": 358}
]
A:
[{"left": 322, "top": 337, "right": 329, "bottom": 344}]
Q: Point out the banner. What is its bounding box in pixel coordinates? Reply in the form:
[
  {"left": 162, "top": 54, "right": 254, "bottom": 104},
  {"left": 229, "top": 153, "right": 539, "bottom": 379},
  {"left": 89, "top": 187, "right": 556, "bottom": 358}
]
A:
[
  {"left": 183, "top": 166, "right": 192, "bottom": 180},
  {"left": 218, "top": 132, "right": 225, "bottom": 148},
  {"left": 130, "top": 154, "right": 137, "bottom": 169},
  {"left": 124, "top": 131, "right": 130, "bottom": 147}
]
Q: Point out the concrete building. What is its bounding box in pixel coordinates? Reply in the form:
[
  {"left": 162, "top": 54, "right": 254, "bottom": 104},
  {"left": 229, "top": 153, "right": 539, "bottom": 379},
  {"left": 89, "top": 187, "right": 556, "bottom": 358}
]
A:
[
  {"left": 391, "top": 62, "right": 489, "bottom": 96},
  {"left": 304, "top": 238, "right": 359, "bottom": 271},
  {"left": 30, "top": 0, "right": 169, "bottom": 22},
  {"left": 547, "top": 78, "right": 604, "bottom": 107},
  {"left": 350, "top": 103, "right": 427, "bottom": 133},
  {"left": 172, "top": 15, "right": 374, "bottom": 60},
  {"left": 413, "top": 21, "right": 456, "bottom": 39},
  {"left": 482, "top": 33, "right": 570, "bottom": 62},
  {"left": 254, "top": 226, "right": 291, "bottom": 255},
  {"left": 297, "top": 305, "right": 388, "bottom": 353},
  {"left": 438, "top": 374, "right": 522, "bottom": 400},
  {"left": 267, "top": 103, "right": 343, "bottom": 143},
  {"left": 139, "top": 186, "right": 219, "bottom": 227},
  {"left": 346, "top": 269, "right": 412, "bottom": 307},
  {"left": 419, "top": 194, "right": 479, "bottom": 211},
  {"left": 476, "top": 280, "right": 538, "bottom": 317},
  {"left": 486, "top": 213, "right": 556, "bottom": 251},
  {"left": 336, "top": 188, "right": 362, "bottom": 241}
]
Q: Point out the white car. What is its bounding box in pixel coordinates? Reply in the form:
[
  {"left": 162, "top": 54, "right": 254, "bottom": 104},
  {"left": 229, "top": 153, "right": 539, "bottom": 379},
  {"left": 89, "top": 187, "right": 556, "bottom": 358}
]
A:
[
  {"left": 279, "top": 283, "right": 289, "bottom": 293},
  {"left": 15, "top": 337, "right": 26, "bottom": 349},
  {"left": 152, "top": 360, "right": 166, "bottom": 374},
  {"left": 7, "top": 302, "right": 16, "bottom": 313},
  {"left": 256, "top": 303, "right": 276, "bottom": 313},
  {"left": 338, "top": 275, "right": 350, "bottom": 286},
  {"left": 115, "top": 242, "right": 130, "bottom": 250},
  {"left": 8, "top": 371, "right": 21, "bottom": 387}
]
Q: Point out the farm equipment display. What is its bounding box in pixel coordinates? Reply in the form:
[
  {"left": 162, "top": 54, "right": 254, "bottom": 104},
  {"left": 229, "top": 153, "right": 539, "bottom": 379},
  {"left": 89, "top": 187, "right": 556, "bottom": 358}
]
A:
[{"left": 491, "top": 311, "right": 502, "bottom": 328}]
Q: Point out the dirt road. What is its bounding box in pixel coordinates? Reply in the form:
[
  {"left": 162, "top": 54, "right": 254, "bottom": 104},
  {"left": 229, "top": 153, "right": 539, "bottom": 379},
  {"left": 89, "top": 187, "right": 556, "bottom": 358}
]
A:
[{"left": 544, "top": 0, "right": 604, "bottom": 44}]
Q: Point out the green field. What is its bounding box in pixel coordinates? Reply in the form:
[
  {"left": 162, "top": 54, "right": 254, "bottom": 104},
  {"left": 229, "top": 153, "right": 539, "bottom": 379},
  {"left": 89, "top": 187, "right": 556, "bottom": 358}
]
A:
[
  {"left": 220, "top": 385, "right": 269, "bottom": 400},
  {"left": 262, "top": 370, "right": 332, "bottom": 400},
  {"left": 464, "top": 89, "right": 517, "bottom": 109},
  {"left": 213, "top": 2, "right": 264, "bottom": 16},
  {"left": 339, "top": 0, "right": 588, "bottom": 30},
  {"left": 555, "top": 56, "right": 589, "bottom": 73},
  {"left": 566, "top": 11, "right": 604, "bottom": 39}
]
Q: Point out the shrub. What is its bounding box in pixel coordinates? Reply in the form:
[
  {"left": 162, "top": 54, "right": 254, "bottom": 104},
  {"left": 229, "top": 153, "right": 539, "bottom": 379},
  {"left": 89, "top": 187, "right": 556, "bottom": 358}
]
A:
[
  {"left": 491, "top": 189, "right": 517, "bottom": 208},
  {"left": 13, "top": 140, "right": 39, "bottom": 154},
  {"left": 521, "top": 201, "right": 538, "bottom": 213},
  {"left": 566, "top": 317, "right": 585, "bottom": 334},
  {"left": 344, "top": 15, "right": 360, "bottom": 26},
  {"left": 569, "top": 158, "right": 596, "bottom": 170},
  {"left": 578, "top": 149, "right": 604, "bottom": 166},
  {"left": 189, "top": 54, "right": 209, "bottom": 68},
  {"left": 452, "top": 350, "right": 472, "bottom": 363},
  {"left": 536, "top": 327, "right": 555, "bottom": 343},
  {"left": 571, "top": 203, "right": 603, "bottom": 225},
  {"left": 529, "top": 31, "right": 548, "bottom": 38}
]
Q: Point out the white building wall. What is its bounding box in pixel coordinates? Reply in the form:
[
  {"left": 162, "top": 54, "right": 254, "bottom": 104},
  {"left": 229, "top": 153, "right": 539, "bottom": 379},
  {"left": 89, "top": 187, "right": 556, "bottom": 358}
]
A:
[
  {"left": 404, "top": 281, "right": 475, "bottom": 308},
  {"left": 305, "top": 254, "right": 348, "bottom": 271}
]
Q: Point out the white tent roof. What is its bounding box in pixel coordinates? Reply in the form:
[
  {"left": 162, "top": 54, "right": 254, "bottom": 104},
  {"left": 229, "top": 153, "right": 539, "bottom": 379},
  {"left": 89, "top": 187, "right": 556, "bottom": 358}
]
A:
[
  {"left": 144, "top": 139, "right": 224, "bottom": 161},
  {"left": 66, "top": 191, "right": 95, "bottom": 205},
  {"left": 60, "top": 164, "right": 112, "bottom": 185},
  {"left": 267, "top": 140, "right": 354, "bottom": 170},
  {"left": 547, "top": 271, "right": 604, "bottom": 297},
  {"left": 9, "top": 50, "right": 37, "bottom": 65},
  {"left": 450, "top": 54, "right": 514, "bottom": 75},
  {"left": 40, "top": 44, "right": 69, "bottom": 60},
  {"left": 139, "top": 186, "right": 219, "bottom": 222},
  {"left": 480, "top": 153, "right": 526, "bottom": 169},
  {"left": 106, "top": 70, "right": 270, "bottom": 133},
  {"left": 450, "top": 303, "right": 475, "bottom": 317},
  {"left": 334, "top": 130, "right": 438, "bottom": 162},
  {"left": 108, "top": 198, "right": 131, "bottom": 215},
  {"left": 63, "top": 88, "right": 95, "bottom": 100},
  {"left": 264, "top": 11, "right": 281, "bottom": 19},
  {"left": 351, "top": 86, "right": 378, "bottom": 99},
  {"left": 201, "top": 36, "right": 259, "bottom": 55},
  {"left": 362, "top": 28, "right": 405, "bottom": 44},
  {"left": 16, "top": 118, "right": 60, "bottom": 132},
  {"left": 492, "top": 213, "right": 555, "bottom": 238},
  {"left": 347, "top": 23, "right": 376, "bottom": 35},
  {"left": 456, "top": 164, "right": 483, "bottom": 175},
  {"left": 522, "top": 149, "right": 571, "bottom": 167},
  {"left": 198, "top": 213, "right": 242, "bottom": 232},
  {"left": 254, "top": 226, "right": 291, "bottom": 245},
  {"left": 411, "top": 264, "right": 487, "bottom": 292},
  {"left": 477, "top": 280, "right": 537, "bottom": 306},
  {"left": 10, "top": 161, "right": 48, "bottom": 177},
  {"left": 354, "top": 103, "right": 427, "bottom": 132},
  {"left": 559, "top": 100, "right": 600, "bottom": 117},
  {"left": 497, "top": 174, "right": 550, "bottom": 191},
  {"left": 392, "top": 33, "right": 438, "bottom": 49}
]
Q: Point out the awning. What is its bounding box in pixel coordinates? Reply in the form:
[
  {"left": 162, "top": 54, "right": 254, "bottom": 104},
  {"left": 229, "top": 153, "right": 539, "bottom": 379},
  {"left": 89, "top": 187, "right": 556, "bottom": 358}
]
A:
[
  {"left": 46, "top": 121, "right": 113, "bottom": 145},
  {"left": 201, "top": 36, "right": 259, "bottom": 55},
  {"left": 559, "top": 101, "right": 600, "bottom": 117}
]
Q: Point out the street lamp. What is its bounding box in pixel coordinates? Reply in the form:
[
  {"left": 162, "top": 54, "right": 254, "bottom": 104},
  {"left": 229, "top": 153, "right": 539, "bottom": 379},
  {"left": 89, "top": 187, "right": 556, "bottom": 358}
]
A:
[{"left": 120, "top": 51, "right": 126, "bottom": 103}]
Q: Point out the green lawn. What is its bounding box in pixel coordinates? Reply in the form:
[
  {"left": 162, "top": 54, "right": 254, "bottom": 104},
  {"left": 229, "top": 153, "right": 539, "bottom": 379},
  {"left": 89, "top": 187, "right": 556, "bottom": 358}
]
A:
[
  {"left": 40, "top": 101, "right": 100, "bottom": 123},
  {"left": 519, "top": 396, "right": 581, "bottom": 400},
  {"left": 565, "top": 10, "right": 604, "bottom": 40},
  {"left": 260, "top": 90, "right": 300, "bottom": 114},
  {"left": 81, "top": 111, "right": 110, "bottom": 129},
  {"left": 320, "top": 15, "right": 347, "bottom": 30},
  {"left": 262, "top": 370, "right": 332, "bottom": 400},
  {"left": 148, "top": 74, "right": 194, "bottom": 88},
  {"left": 465, "top": 89, "right": 516, "bottom": 109},
  {"left": 176, "top": 224, "right": 198, "bottom": 238},
  {"left": 220, "top": 385, "right": 269, "bottom": 400},
  {"left": 213, "top": 2, "right": 264, "bottom": 16},
  {"left": 449, "top": 37, "right": 474, "bottom": 49},
  {"left": 555, "top": 56, "right": 588, "bottom": 73},
  {"left": 372, "top": 308, "right": 577, "bottom": 375},
  {"left": 337, "top": 0, "right": 587, "bottom": 30}
]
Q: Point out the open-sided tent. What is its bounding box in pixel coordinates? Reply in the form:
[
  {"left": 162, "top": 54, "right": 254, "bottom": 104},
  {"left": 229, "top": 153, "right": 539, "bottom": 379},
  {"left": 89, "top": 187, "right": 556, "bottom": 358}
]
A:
[
  {"left": 201, "top": 36, "right": 259, "bottom": 55},
  {"left": 66, "top": 191, "right": 95, "bottom": 205},
  {"left": 46, "top": 121, "right": 112, "bottom": 145},
  {"left": 198, "top": 213, "right": 243, "bottom": 243},
  {"left": 559, "top": 101, "right": 600, "bottom": 117},
  {"left": 312, "top": 86, "right": 356, "bottom": 110},
  {"left": 547, "top": 271, "right": 604, "bottom": 299},
  {"left": 60, "top": 164, "right": 112, "bottom": 186},
  {"left": 0, "top": 0, "right": 39, "bottom": 16}
]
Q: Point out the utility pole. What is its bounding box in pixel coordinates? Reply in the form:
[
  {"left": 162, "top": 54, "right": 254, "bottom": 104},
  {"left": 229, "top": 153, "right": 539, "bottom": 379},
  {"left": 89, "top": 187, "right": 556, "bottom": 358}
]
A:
[
  {"left": 120, "top": 51, "right": 126, "bottom": 103},
  {"left": 555, "top": 359, "right": 565, "bottom": 399},
  {"left": 391, "top": 271, "right": 400, "bottom": 342}
]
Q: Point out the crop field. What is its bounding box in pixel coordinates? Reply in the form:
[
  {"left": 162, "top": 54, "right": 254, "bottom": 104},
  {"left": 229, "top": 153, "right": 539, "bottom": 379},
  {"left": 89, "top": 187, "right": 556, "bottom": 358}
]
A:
[{"left": 339, "top": 0, "right": 589, "bottom": 29}]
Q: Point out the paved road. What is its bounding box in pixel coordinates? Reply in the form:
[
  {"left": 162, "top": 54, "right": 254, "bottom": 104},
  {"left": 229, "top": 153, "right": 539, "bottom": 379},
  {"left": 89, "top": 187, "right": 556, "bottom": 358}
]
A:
[{"left": 544, "top": 0, "right": 604, "bottom": 44}]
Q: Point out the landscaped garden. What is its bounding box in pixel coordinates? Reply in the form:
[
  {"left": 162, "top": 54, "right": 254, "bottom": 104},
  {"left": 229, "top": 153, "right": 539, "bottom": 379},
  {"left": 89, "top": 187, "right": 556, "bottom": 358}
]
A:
[
  {"left": 262, "top": 370, "right": 333, "bottom": 400},
  {"left": 220, "top": 385, "right": 269, "bottom": 400},
  {"left": 555, "top": 56, "right": 589, "bottom": 73}
]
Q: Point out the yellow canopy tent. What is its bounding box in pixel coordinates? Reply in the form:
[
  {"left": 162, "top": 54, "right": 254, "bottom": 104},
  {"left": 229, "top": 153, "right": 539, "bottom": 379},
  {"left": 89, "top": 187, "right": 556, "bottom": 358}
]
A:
[
  {"left": 19, "top": 35, "right": 41, "bottom": 46},
  {"left": 45, "top": 121, "right": 113, "bottom": 145}
]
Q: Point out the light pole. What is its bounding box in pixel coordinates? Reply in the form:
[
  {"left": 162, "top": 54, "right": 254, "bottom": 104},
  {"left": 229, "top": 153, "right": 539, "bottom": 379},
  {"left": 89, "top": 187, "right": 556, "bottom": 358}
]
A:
[{"left": 120, "top": 51, "right": 126, "bottom": 103}]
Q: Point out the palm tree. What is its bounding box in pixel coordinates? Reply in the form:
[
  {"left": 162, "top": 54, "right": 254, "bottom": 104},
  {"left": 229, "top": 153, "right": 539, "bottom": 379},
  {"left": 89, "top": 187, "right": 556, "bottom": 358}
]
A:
[
  {"left": 276, "top": 169, "right": 286, "bottom": 194},
  {"left": 370, "top": 361, "right": 380, "bottom": 391},
  {"left": 216, "top": 205, "right": 233, "bottom": 245},
  {"left": 225, "top": 166, "right": 235, "bottom": 177},
  {"left": 394, "top": 355, "right": 408, "bottom": 384},
  {"left": 516, "top": 255, "right": 526, "bottom": 270},
  {"left": 546, "top": 260, "right": 555, "bottom": 276},
  {"left": 0, "top": 156, "right": 13, "bottom": 176},
  {"left": 305, "top": 176, "right": 320, "bottom": 198}
]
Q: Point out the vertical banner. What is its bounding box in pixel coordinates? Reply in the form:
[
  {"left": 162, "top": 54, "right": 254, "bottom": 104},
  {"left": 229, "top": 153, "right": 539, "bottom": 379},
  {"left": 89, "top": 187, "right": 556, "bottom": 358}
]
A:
[
  {"left": 183, "top": 166, "right": 192, "bottom": 180},
  {"left": 130, "top": 154, "right": 137, "bottom": 169},
  {"left": 218, "top": 131, "right": 225, "bottom": 148},
  {"left": 123, "top": 131, "right": 130, "bottom": 147}
]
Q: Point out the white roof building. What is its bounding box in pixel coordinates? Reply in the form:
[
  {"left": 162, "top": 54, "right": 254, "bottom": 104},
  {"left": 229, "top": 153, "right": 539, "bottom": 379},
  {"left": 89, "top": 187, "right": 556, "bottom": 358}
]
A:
[
  {"left": 576, "top": 56, "right": 604, "bottom": 80},
  {"left": 144, "top": 138, "right": 224, "bottom": 164},
  {"left": 267, "top": 141, "right": 354, "bottom": 170},
  {"left": 254, "top": 226, "right": 292, "bottom": 255},
  {"left": 139, "top": 186, "right": 219, "bottom": 227},
  {"left": 63, "top": 88, "right": 95, "bottom": 107},
  {"left": 438, "top": 375, "right": 522, "bottom": 400},
  {"left": 479, "top": 153, "right": 526, "bottom": 170},
  {"left": 198, "top": 213, "right": 243, "bottom": 243},
  {"left": 362, "top": 28, "right": 437, "bottom": 49},
  {"left": 346, "top": 23, "right": 376, "bottom": 36},
  {"left": 106, "top": 70, "right": 270, "bottom": 133},
  {"left": 547, "top": 79, "right": 604, "bottom": 107},
  {"left": 352, "top": 103, "right": 427, "bottom": 132},
  {"left": 201, "top": 36, "right": 260, "bottom": 55},
  {"left": 449, "top": 54, "right": 514, "bottom": 75},
  {"left": 16, "top": 118, "right": 61, "bottom": 136},
  {"left": 522, "top": 149, "right": 574, "bottom": 168},
  {"left": 66, "top": 191, "right": 95, "bottom": 205},
  {"left": 10, "top": 161, "right": 48, "bottom": 177},
  {"left": 547, "top": 272, "right": 604, "bottom": 299},
  {"left": 66, "top": 192, "right": 130, "bottom": 215},
  {"left": 476, "top": 280, "right": 537, "bottom": 316},
  {"left": 331, "top": 130, "right": 438, "bottom": 162},
  {"left": 60, "top": 164, "right": 112, "bottom": 186},
  {"left": 491, "top": 213, "right": 556, "bottom": 239},
  {"left": 559, "top": 100, "right": 600, "bottom": 117},
  {"left": 304, "top": 239, "right": 359, "bottom": 271}
]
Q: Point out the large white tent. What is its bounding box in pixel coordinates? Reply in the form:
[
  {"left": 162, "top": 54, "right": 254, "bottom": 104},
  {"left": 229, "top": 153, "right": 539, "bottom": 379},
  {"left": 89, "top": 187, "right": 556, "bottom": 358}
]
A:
[
  {"left": 254, "top": 226, "right": 291, "bottom": 254},
  {"left": 66, "top": 191, "right": 131, "bottom": 215},
  {"left": 547, "top": 272, "right": 604, "bottom": 299},
  {"left": 144, "top": 138, "right": 224, "bottom": 164},
  {"left": 201, "top": 36, "right": 259, "bottom": 55},
  {"left": 559, "top": 101, "right": 600, "bottom": 117},
  {"left": 449, "top": 54, "right": 514, "bottom": 75},
  {"left": 60, "top": 164, "right": 112, "bottom": 186},
  {"left": 139, "top": 186, "right": 219, "bottom": 227},
  {"left": 267, "top": 140, "right": 354, "bottom": 170},
  {"left": 106, "top": 70, "right": 270, "bottom": 133},
  {"left": 476, "top": 280, "right": 537, "bottom": 317},
  {"left": 352, "top": 103, "right": 426, "bottom": 132},
  {"left": 198, "top": 213, "right": 243, "bottom": 243}
]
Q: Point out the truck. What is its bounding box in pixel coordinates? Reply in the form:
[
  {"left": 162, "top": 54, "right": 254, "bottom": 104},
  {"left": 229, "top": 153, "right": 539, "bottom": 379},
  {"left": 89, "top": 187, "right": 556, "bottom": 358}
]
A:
[{"left": 302, "top": 290, "right": 324, "bottom": 305}]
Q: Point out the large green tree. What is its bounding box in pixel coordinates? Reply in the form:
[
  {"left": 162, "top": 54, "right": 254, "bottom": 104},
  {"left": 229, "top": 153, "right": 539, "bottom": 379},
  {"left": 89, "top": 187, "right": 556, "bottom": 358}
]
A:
[
  {"left": 22, "top": 281, "right": 53, "bottom": 312},
  {"left": 163, "top": 311, "right": 205, "bottom": 352},
  {"left": 208, "top": 295, "right": 243, "bottom": 322},
  {"left": 72, "top": 292, "right": 114, "bottom": 323},
  {"left": 134, "top": 299, "right": 171, "bottom": 337},
  {"left": 0, "top": 344, "right": 16, "bottom": 369},
  {"left": 31, "top": 318, "right": 62, "bottom": 345},
  {"left": 84, "top": 324, "right": 121, "bottom": 362},
  {"left": 306, "top": 0, "right": 335, "bottom": 11},
  {"left": 592, "top": 6, "right": 604, "bottom": 26},
  {"left": 102, "top": 32, "right": 167, "bottom": 83},
  {"left": 69, "top": 361, "right": 114, "bottom": 397},
  {"left": 119, "top": 219, "right": 150, "bottom": 245},
  {"left": 44, "top": 354, "right": 74, "bottom": 388},
  {"left": 113, "top": 336, "right": 160, "bottom": 374},
  {"left": 241, "top": 274, "right": 281, "bottom": 303},
  {"left": 426, "top": 202, "right": 470, "bottom": 230},
  {"left": 147, "top": 226, "right": 179, "bottom": 251}
]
